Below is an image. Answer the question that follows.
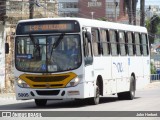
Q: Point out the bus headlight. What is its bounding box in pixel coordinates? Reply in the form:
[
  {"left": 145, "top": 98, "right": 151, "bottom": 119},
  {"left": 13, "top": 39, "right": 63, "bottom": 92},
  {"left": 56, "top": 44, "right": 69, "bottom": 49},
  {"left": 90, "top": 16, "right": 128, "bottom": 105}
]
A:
[
  {"left": 16, "top": 78, "right": 30, "bottom": 88},
  {"left": 66, "top": 75, "right": 83, "bottom": 87}
]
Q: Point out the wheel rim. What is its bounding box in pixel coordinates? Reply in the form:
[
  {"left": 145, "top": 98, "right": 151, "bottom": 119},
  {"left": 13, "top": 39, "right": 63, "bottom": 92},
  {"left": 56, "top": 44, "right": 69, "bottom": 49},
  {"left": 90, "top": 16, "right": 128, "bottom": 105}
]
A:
[
  {"left": 94, "top": 87, "right": 100, "bottom": 104},
  {"left": 130, "top": 82, "right": 135, "bottom": 98},
  {"left": 131, "top": 90, "right": 135, "bottom": 97}
]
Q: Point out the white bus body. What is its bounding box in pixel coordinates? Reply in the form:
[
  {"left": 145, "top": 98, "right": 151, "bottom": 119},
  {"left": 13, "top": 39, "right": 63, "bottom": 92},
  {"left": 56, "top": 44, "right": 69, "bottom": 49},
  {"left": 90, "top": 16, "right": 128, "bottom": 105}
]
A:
[{"left": 13, "top": 18, "right": 150, "bottom": 106}]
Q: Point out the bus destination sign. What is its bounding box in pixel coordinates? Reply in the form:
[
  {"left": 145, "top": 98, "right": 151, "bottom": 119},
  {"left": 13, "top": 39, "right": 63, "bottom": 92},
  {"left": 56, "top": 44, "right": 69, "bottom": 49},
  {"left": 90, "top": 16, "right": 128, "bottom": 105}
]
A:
[
  {"left": 16, "top": 20, "right": 80, "bottom": 35},
  {"left": 24, "top": 24, "right": 71, "bottom": 33}
]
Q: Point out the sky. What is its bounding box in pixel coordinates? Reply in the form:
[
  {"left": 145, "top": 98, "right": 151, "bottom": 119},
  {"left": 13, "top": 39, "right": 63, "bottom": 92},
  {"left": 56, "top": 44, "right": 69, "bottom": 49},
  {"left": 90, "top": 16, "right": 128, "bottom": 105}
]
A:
[{"left": 137, "top": 0, "right": 160, "bottom": 8}]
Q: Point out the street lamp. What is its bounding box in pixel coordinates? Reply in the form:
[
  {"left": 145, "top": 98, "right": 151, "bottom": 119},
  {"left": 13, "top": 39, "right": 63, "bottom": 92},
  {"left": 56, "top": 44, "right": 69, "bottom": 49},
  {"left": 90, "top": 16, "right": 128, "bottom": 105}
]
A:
[{"left": 90, "top": 12, "right": 95, "bottom": 19}]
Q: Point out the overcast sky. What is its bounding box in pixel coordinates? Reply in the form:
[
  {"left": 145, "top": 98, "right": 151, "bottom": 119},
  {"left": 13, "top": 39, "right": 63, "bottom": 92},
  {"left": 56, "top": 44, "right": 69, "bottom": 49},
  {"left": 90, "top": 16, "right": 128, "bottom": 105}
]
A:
[{"left": 137, "top": 0, "right": 160, "bottom": 8}]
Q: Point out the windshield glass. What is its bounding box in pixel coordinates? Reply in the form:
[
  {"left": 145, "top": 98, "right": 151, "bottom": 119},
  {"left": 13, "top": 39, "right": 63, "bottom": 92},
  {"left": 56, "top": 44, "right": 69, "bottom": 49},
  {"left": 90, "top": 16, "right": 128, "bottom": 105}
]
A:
[{"left": 15, "top": 34, "right": 81, "bottom": 72}]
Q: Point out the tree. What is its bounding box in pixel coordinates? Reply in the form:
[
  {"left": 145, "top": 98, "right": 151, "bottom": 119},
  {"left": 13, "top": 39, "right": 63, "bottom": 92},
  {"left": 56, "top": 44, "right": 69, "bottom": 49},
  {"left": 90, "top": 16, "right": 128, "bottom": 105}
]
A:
[
  {"left": 124, "top": 0, "right": 138, "bottom": 25},
  {"left": 29, "top": 0, "right": 34, "bottom": 19},
  {"left": 140, "top": 0, "right": 145, "bottom": 26},
  {"left": 97, "top": 17, "right": 107, "bottom": 21},
  {"left": 0, "top": 0, "right": 7, "bottom": 23},
  {"left": 132, "top": 0, "right": 138, "bottom": 25},
  {"left": 151, "top": 62, "right": 156, "bottom": 74},
  {"left": 146, "top": 15, "right": 160, "bottom": 44}
]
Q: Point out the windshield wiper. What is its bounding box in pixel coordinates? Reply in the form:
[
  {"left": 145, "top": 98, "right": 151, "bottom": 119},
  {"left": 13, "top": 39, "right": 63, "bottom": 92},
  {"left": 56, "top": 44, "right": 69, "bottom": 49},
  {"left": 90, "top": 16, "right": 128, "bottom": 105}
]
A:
[
  {"left": 50, "top": 33, "right": 65, "bottom": 58},
  {"left": 29, "top": 34, "right": 39, "bottom": 48},
  {"left": 29, "top": 34, "right": 41, "bottom": 58}
]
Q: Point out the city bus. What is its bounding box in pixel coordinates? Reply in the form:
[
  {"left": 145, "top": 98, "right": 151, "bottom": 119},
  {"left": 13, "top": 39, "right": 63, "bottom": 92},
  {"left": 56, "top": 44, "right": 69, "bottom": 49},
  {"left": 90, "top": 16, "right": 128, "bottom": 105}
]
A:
[{"left": 6, "top": 18, "right": 150, "bottom": 106}]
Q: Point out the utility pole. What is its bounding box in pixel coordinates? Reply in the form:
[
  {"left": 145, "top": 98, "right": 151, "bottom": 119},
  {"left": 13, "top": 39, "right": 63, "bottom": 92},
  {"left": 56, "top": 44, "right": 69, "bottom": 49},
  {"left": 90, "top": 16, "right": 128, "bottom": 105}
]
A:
[
  {"left": 129, "top": 0, "right": 132, "bottom": 24},
  {"left": 132, "top": 0, "right": 137, "bottom": 25},
  {"left": 114, "top": 0, "right": 118, "bottom": 22},
  {"left": 29, "top": 0, "right": 34, "bottom": 19},
  {"left": 140, "top": 0, "right": 145, "bottom": 26},
  {"left": 21, "top": 0, "right": 24, "bottom": 20},
  {"left": 45, "top": 0, "right": 47, "bottom": 17}
]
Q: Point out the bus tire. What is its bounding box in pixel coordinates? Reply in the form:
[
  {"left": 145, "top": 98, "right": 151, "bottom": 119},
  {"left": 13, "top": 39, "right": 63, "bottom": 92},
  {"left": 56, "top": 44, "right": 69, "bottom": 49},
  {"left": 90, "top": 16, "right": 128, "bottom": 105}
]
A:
[
  {"left": 126, "top": 76, "right": 136, "bottom": 100},
  {"left": 88, "top": 85, "right": 100, "bottom": 105},
  {"left": 117, "top": 92, "right": 126, "bottom": 100},
  {"left": 117, "top": 76, "right": 135, "bottom": 100},
  {"left": 35, "top": 99, "right": 47, "bottom": 107}
]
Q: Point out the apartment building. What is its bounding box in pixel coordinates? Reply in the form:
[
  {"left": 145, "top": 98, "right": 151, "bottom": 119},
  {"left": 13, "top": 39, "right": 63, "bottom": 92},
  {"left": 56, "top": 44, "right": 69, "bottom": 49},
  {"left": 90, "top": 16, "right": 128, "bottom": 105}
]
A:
[{"left": 58, "top": 0, "right": 126, "bottom": 21}]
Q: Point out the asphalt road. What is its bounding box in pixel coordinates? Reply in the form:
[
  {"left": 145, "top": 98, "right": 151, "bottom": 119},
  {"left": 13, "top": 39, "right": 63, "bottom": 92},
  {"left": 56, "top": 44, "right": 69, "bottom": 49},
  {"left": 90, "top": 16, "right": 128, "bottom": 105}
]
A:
[{"left": 0, "top": 81, "right": 160, "bottom": 120}]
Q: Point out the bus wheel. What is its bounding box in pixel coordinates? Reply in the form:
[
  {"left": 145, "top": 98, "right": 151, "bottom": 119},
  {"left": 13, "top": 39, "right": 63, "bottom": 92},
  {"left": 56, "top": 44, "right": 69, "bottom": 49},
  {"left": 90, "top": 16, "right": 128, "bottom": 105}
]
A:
[
  {"left": 118, "top": 76, "right": 135, "bottom": 100},
  {"left": 35, "top": 99, "right": 47, "bottom": 107},
  {"left": 126, "top": 76, "right": 135, "bottom": 100},
  {"left": 88, "top": 85, "right": 100, "bottom": 105}
]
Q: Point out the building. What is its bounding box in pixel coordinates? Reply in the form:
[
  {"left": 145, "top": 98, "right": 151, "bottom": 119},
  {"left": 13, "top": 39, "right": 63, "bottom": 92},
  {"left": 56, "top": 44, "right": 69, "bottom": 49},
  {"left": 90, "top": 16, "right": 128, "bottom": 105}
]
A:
[
  {"left": 58, "top": 0, "right": 79, "bottom": 17},
  {"left": 145, "top": 5, "right": 160, "bottom": 19},
  {"left": 1, "top": 0, "right": 58, "bottom": 92},
  {"left": 6, "top": 0, "right": 58, "bottom": 24},
  {"left": 78, "top": 0, "right": 106, "bottom": 19},
  {"left": 58, "top": 0, "right": 127, "bottom": 22},
  {"left": 0, "top": 1, "right": 6, "bottom": 91}
]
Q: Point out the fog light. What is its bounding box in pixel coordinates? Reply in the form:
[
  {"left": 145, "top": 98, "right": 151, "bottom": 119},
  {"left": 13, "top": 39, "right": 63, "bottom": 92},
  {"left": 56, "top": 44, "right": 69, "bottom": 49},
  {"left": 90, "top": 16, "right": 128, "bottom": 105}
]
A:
[{"left": 68, "top": 91, "right": 80, "bottom": 95}]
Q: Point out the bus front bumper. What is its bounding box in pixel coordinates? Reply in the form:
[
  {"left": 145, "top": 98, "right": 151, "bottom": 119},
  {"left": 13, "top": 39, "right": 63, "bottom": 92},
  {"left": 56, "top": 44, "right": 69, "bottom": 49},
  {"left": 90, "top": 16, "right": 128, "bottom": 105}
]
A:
[{"left": 15, "top": 83, "right": 85, "bottom": 100}]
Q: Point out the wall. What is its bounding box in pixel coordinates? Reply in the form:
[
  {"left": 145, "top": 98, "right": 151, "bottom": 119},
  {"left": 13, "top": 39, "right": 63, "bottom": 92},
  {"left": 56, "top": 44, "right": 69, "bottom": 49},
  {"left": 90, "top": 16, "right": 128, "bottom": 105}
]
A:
[
  {"left": 0, "top": 24, "right": 5, "bottom": 92},
  {"left": 79, "top": 0, "right": 106, "bottom": 19}
]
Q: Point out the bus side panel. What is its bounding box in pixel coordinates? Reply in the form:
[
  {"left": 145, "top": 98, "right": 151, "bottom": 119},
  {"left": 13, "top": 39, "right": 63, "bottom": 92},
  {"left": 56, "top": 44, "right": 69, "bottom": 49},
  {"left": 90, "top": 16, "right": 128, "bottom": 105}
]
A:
[
  {"left": 142, "top": 56, "right": 150, "bottom": 87},
  {"left": 93, "top": 57, "right": 112, "bottom": 96},
  {"left": 116, "top": 57, "right": 130, "bottom": 93},
  {"left": 84, "top": 65, "right": 95, "bottom": 98},
  {"left": 129, "top": 56, "right": 144, "bottom": 89},
  {"left": 112, "top": 56, "right": 130, "bottom": 93}
]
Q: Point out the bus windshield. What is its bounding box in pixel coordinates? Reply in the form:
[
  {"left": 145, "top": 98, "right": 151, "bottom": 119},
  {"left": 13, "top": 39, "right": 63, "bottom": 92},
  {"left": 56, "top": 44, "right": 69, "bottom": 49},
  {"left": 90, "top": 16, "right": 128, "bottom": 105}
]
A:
[{"left": 15, "top": 34, "right": 81, "bottom": 73}]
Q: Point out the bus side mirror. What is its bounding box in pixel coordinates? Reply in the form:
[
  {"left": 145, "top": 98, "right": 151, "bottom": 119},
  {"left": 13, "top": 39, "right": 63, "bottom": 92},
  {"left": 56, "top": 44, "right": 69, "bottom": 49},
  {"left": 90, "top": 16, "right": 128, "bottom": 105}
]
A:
[
  {"left": 85, "top": 31, "right": 91, "bottom": 42},
  {"left": 5, "top": 43, "right": 9, "bottom": 54}
]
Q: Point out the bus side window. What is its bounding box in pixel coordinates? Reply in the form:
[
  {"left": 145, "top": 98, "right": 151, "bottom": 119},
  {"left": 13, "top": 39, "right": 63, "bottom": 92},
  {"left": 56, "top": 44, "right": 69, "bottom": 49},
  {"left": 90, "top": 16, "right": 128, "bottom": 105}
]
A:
[
  {"left": 83, "top": 31, "right": 93, "bottom": 65},
  {"left": 100, "top": 29, "right": 110, "bottom": 56},
  {"left": 109, "top": 30, "right": 118, "bottom": 56},
  {"left": 119, "top": 31, "right": 126, "bottom": 56},
  {"left": 141, "top": 33, "right": 149, "bottom": 56},
  {"left": 91, "top": 28, "right": 101, "bottom": 56},
  {"left": 127, "top": 32, "right": 134, "bottom": 56},
  {"left": 135, "top": 33, "right": 141, "bottom": 56}
]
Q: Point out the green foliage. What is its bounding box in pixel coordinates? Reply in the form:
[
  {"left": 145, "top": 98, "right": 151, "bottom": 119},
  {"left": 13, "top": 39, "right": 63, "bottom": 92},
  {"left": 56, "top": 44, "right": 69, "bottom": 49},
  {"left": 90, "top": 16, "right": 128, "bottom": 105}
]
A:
[
  {"left": 150, "top": 15, "right": 160, "bottom": 33},
  {"left": 156, "top": 24, "right": 160, "bottom": 35},
  {"left": 151, "top": 62, "right": 156, "bottom": 74},
  {"left": 97, "top": 17, "right": 107, "bottom": 21}
]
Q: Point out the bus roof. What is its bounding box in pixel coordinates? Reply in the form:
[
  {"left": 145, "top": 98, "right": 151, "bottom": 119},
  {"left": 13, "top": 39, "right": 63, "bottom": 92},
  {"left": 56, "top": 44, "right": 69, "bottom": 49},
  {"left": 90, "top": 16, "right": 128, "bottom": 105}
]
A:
[{"left": 17, "top": 17, "right": 148, "bottom": 33}]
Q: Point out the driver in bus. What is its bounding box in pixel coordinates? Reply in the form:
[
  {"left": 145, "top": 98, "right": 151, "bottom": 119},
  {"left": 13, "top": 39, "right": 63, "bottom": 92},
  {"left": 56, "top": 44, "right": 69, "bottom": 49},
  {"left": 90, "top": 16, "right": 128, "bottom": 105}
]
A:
[
  {"left": 67, "top": 39, "right": 78, "bottom": 57},
  {"left": 66, "top": 38, "right": 79, "bottom": 68}
]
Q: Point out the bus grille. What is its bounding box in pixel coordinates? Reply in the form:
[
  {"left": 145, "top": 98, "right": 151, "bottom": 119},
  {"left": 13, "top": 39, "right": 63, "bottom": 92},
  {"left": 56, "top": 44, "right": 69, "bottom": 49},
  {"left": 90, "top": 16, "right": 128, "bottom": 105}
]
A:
[
  {"left": 19, "top": 72, "right": 77, "bottom": 89},
  {"left": 36, "top": 90, "right": 60, "bottom": 95},
  {"left": 26, "top": 76, "right": 69, "bottom": 82},
  {"left": 33, "top": 84, "right": 63, "bottom": 87}
]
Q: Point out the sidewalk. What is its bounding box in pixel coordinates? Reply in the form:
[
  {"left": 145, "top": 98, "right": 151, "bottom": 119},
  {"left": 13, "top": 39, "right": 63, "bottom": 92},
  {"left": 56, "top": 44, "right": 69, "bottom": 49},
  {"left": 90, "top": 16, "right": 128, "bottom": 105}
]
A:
[
  {"left": 144, "top": 81, "right": 160, "bottom": 89},
  {"left": 0, "top": 81, "right": 160, "bottom": 100},
  {"left": 0, "top": 93, "right": 16, "bottom": 100}
]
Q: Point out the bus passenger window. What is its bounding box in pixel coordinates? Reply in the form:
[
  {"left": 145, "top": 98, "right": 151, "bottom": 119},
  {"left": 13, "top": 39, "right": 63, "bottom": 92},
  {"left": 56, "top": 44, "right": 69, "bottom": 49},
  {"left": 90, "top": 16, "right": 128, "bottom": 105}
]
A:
[
  {"left": 101, "top": 30, "right": 110, "bottom": 56},
  {"left": 141, "top": 34, "right": 149, "bottom": 56},
  {"left": 83, "top": 31, "right": 93, "bottom": 65},
  {"left": 92, "top": 28, "right": 101, "bottom": 56},
  {"left": 127, "top": 32, "right": 134, "bottom": 56},
  {"left": 135, "top": 33, "right": 141, "bottom": 56},
  {"left": 119, "top": 31, "right": 126, "bottom": 56},
  {"left": 109, "top": 30, "right": 118, "bottom": 56}
]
